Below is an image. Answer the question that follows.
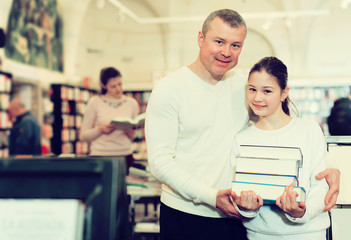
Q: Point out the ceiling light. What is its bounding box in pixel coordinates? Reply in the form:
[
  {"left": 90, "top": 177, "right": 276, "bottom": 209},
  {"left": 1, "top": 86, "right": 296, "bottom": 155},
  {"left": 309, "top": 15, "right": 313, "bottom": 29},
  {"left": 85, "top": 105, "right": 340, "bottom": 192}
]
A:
[
  {"left": 285, "top": 18, "right": 293, "bottom": 28},
  {"left": 117, "top": 11, "right": 125, "bottom": 23},
  {"left": 340, "top": 0, "right": 351, "bottom": 9},
  {"left": 108, "top": 0, "right": 329, "bottom": 25}
]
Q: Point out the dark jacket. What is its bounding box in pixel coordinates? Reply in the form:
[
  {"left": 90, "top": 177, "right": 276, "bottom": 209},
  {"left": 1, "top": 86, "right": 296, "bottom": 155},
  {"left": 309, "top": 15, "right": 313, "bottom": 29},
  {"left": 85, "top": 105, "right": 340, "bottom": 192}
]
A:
[
  {"left": 327, "top": 97, "right": 351, "bottom": 136},
  {"left": 9, "top": 111, "right": 41, "bottom": 155}
]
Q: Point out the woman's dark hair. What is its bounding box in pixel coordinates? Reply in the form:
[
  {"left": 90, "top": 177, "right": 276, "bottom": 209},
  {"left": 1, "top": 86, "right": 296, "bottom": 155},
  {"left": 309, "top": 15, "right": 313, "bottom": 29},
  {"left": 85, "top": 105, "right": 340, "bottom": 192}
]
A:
[
  {"left": 248, "top": 56, "right": 298, "bottom": 121},
  {"left": 99, "top": 67, "right": 122, "bottom": 94},
  {"left": 327, "top": 97, "right": 351, "bottom": 135}
]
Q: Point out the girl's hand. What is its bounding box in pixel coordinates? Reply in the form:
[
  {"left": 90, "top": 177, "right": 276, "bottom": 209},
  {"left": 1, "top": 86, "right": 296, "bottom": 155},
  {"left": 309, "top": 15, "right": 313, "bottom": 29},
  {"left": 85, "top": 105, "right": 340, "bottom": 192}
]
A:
[
  {"left": 231, "top": 190, "right": 263, "bottom": 211},
  {"left": 276, "top": 182, "right": 306, "bottom": 218},
  {"left": 98, "top": 123, "right": 117, "bottom": 135}
]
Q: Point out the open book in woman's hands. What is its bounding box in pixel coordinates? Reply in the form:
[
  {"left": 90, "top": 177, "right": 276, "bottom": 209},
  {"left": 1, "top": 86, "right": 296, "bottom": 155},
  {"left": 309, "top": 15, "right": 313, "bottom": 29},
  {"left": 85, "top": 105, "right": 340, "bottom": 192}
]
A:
[{"left": 110, "top": 112, "right": 146, "bottom": 130}]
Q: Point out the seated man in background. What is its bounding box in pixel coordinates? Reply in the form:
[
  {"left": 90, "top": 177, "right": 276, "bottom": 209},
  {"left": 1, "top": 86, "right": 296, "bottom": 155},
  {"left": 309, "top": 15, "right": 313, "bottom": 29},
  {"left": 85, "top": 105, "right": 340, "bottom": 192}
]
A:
[{"left": 7, "top": 98, "right": 41, "bottom": 156}]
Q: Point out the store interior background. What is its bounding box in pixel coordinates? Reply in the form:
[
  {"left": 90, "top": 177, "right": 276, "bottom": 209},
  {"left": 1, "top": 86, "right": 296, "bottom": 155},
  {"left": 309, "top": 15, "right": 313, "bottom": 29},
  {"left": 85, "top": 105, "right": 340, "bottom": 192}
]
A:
[
  {"left": 0, "top": 0, "right": 351, "bottom": 129},
  {"left": 0, "top": 1, "right": 351, "bottom": 238}
]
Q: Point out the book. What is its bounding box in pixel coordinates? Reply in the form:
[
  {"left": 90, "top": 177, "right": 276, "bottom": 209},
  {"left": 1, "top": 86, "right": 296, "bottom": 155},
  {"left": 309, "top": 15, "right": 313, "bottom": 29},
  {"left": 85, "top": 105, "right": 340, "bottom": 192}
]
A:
[
  {"left": 232, "top": 181, "right": 306, "bottom": 204},
  {"left": 110, "top": 112, "right": 146, "bottom": 130},
  {"left": 134, "top": 222, "right": 160, "bottom": 233},
  {"left": 238, "top": 145, "right": 303, "bottom": 167},
  {"left": 234, "top": 172, "right": 298, "bottom": 186},
  {"left": 235, "top": 156, "right": 300, "bottom": 176},
  {"left": 232, "top": 145, "right": 304, "bottom": 204}
]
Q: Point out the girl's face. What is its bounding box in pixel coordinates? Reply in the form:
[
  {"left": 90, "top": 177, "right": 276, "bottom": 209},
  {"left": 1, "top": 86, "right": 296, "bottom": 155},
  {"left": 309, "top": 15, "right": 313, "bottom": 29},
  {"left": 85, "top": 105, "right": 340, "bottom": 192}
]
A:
[
  {"left": 102, "top": 76, "right": 123, "bottom": 99},
  {"left": 247, "top": 70, "right": 289, "bottom": 120}
]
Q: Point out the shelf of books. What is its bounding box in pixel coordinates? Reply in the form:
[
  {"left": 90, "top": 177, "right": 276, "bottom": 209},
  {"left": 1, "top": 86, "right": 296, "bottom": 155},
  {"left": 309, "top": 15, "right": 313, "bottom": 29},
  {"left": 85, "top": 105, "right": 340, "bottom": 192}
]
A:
[
  {"left": 0, "top": 71, "right": 12, "bottom": 158},
  {"left": 289, "top": 84, "right": 350, "bottom": 127},
  {"left": 124, "top": 90, "right": 152, "bottom": 161},
  {"left": 50, "top": 84, "right": 97, "bottom": 155},
  {"left": 124, "top": 89, "right": 161, "bottom": 238},
  {"left": 126, "top": 160, "right": 161, "bottom": 238}
]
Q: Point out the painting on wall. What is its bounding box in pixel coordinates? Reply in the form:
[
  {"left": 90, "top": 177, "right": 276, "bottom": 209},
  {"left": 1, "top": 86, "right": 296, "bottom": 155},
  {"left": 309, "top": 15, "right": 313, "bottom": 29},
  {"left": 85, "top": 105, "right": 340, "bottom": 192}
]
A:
[{"left": 5, "top": 0, "right": 64, "bottom": 72}]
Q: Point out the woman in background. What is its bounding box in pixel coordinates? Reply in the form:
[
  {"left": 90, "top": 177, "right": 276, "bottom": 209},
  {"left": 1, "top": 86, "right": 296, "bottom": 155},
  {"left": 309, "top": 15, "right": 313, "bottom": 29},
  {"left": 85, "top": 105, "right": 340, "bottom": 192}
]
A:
[{"left": 80, "top": 67, "right": 139, "bottom": 171}]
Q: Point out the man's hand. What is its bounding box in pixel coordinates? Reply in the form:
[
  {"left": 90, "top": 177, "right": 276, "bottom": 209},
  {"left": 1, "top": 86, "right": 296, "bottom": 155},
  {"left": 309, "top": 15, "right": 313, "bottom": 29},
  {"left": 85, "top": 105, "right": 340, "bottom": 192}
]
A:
[
  {"left": 216, "top": 189, "right": 242, "bottom": 219},
  {"left": 315, "top": 168, "right": 340, "bottom": 212}
]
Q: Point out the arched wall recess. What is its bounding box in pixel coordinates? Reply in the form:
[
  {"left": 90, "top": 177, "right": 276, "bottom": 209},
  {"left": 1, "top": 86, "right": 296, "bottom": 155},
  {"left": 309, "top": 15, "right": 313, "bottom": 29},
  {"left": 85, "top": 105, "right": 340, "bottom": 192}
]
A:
[{"left": 236, "top": 28, "right": 275, "bottom": 70}]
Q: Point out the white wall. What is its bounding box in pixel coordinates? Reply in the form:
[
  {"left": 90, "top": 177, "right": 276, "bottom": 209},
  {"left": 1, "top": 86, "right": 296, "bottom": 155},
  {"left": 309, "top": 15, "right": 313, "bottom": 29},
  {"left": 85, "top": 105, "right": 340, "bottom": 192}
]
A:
[{"left": 76, "top": 0, "right": 166, "bottom": 89}]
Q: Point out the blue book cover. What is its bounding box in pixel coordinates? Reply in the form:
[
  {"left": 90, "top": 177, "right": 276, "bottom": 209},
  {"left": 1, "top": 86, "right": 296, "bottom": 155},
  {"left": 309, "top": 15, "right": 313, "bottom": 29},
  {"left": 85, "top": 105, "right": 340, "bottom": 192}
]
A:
[{"left": 232, "top": 181, "right": 306, "bottom": 204}]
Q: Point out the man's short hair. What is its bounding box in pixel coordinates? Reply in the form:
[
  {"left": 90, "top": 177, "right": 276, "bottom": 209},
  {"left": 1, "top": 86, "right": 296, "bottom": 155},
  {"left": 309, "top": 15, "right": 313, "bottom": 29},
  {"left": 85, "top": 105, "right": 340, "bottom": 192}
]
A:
[{"left": 202, "top": 9, "right": 246, "bottom": 37}]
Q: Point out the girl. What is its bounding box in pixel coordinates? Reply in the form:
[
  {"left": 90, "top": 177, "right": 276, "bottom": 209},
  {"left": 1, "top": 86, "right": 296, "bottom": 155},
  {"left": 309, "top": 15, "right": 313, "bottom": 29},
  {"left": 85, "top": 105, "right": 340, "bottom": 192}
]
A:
[{"left": 231, "top": 57, "right": 330, "bottom": 240}]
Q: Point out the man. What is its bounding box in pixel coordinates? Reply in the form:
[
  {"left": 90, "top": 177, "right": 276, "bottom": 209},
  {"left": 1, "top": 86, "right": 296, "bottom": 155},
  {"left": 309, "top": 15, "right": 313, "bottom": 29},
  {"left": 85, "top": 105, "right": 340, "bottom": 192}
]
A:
[
  {"left": 145, "top": 9, "right": 339, "bottom": 240},
  {"left": 8, "top": 98, "right": 41, "bottom": 156}
]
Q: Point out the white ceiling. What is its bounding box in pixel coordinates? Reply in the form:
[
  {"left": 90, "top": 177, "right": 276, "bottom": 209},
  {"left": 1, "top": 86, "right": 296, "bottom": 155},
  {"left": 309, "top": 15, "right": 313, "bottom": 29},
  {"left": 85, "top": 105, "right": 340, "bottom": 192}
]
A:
[{"left": 107, "top": 0, "right": 330, "bottom": 24}]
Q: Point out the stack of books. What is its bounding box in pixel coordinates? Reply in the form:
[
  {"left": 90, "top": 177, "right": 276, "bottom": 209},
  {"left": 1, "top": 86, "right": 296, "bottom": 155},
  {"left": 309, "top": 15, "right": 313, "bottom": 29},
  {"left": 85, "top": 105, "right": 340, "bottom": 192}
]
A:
[
  {"left": 127, "top": 161, "right": 161, "bottom": 196},
  {"left": 232, "top": 145, "right": 306, "bottom": 204}
]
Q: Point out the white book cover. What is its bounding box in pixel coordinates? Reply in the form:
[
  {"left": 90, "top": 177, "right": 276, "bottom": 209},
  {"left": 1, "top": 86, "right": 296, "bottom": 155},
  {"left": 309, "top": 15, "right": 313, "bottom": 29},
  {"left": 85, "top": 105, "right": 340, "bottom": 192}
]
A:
[
  {"left": 110, "top": 112, "right": 146, "bottom": 130},
  {"left": 232, "top": 181, "right": 306, "bottom": 204},
  {"left": 238, "top": 145, "right": 303, "bottom": 166},
  {"left": 235, "top": 157, "right": 299, "bottom": 176}
]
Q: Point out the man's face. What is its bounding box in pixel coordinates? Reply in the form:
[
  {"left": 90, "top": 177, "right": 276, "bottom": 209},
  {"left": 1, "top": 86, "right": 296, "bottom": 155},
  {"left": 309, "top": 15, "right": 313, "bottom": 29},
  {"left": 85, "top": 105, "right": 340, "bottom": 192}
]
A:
[
  {"left": 7, "top": 103, "right": 16, "bottom": 118},
  {"left": 198, "top": 17, "right": 246, "bottom": 80}
]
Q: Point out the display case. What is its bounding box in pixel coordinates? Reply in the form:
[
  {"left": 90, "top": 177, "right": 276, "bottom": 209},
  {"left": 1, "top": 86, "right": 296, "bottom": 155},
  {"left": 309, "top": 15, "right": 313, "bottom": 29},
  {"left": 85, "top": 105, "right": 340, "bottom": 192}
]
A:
[{"left": 0, "top": 156, "right": 130, "bottom": 240}]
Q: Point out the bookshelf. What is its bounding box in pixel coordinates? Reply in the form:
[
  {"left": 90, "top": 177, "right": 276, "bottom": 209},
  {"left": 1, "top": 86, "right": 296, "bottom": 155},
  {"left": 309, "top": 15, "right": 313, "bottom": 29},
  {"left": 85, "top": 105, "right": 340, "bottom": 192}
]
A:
[
  {"left": 124, "top": 90, "right": 152, "bottom": 160},
  {"left": 289, "top": 84, "right": 350, "bottom": 128},
  {"left": 0, "top": 71, "right": 12, "bottom": 158},
  {"left": 123, "top": 88, "right": 160, "bottom": 238},
  {"left": 50, "top": 85, "right": 152, "bottom": 156},
  {"left": 127, "top": 161, "right": 161, "bottom": 239},
  {"left": 50, "top": 84, "right": 97, "bottom": 155}
]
